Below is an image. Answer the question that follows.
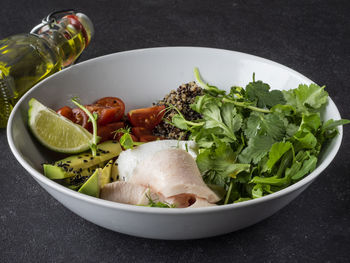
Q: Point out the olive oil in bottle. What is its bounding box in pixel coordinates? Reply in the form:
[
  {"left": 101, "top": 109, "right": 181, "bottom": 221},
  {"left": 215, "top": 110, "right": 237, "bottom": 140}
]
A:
[{"left": 0, "top": 10, "right": 94, "bottom": 128}]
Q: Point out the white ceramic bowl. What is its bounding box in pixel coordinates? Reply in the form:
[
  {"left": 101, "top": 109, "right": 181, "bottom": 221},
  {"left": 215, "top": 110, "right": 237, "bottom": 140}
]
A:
[{"left": 7, "top": 47, "right": 343, "bottom": 240}]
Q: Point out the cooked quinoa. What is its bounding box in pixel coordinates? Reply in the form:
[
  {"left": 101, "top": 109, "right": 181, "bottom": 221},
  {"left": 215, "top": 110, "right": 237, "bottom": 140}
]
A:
[{"left": 153, "top": 81, "right": 203, "bottom": 139}]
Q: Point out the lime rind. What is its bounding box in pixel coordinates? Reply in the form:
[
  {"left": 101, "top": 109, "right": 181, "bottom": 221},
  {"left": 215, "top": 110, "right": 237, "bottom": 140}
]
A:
[{"left": 28, "top": 98, "right": 94, "bottom": 154}]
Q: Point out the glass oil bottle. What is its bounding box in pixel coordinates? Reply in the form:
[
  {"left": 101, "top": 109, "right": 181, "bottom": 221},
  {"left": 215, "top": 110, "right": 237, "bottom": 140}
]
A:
[{"left": 0, "top": 10, "right": 94, "bottom": 128}]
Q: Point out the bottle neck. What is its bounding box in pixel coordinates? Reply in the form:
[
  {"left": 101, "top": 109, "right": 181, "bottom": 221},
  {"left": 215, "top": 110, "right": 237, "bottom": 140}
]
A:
[
  {"left": 37, "top": 29, "right": 85, "bottom": 68},
  {"left": 32, "top": 13, "right": 93, "bottom": 68}
]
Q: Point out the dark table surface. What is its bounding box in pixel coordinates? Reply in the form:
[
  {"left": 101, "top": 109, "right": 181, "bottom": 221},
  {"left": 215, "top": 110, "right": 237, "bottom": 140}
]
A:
[{"left": 1, "top": 0, "right": 349, "bottom": 262}]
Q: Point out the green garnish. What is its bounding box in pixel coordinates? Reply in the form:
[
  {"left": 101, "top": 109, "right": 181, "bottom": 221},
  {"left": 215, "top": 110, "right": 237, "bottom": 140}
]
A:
[
  {"left": 112, "top": 127, "right": 143, "bottom": 150},
  {"left": 71, "top": 97, "right": 99, "bottom": 156},
  {"left": 143, "top": 192, "right": 176, "bottom": 208},
  {"left": 170, "top": 68, "right": 349, "bottom": 204},
  {"left": 164, "top": 104, "right": 204, "bottom": 131}
]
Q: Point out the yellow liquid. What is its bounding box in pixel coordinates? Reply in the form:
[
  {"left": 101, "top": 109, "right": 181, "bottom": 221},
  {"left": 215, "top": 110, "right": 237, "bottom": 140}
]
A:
[{"left": 0, "top": 31, "right": 86, "bottom": 128}]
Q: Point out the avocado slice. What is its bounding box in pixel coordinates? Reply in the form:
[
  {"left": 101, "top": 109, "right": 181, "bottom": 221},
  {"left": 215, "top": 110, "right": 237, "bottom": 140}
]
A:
[
  {"left": 43, "top": 165, "right": 98, "bottom": 179},
  {"left": 78, "top": 169, "right": 101, "bottom": 197},
  {"left": 54, "top": 140, "right": 122, "bottom": 169},
  {"left": 111, "top": 161, "right": 119, "bottom": 181},
  {"left": 78, "top": 160, "right": 116, "bottom": 197},
  {"left": 99, "top": 160, "right": 113, "bottom": 188},
  {"left": 43, "top": 140, "right": 122, "bottom": 179}
]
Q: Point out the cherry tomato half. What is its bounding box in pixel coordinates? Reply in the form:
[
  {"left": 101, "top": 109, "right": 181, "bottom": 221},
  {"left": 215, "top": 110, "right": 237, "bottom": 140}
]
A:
[
  {"left": 86, "top": 105, "right": 122, "bottom": 126},
  {"left": 95, "top": 97, "right": 125, "bottom": 108},
  {"left": 97, "top": 126, "right": 113, "bottom": 143},
  {"left": 138, "top": 135, "right": 164, "bottom": 142},
  {"left": 131, "top": 127, "right": 152, "bottom": 139},
  {"left": 97, "top": 122, "right": 125, "bottom": 142},
  {"left": 127, "top": 105, "right": 165, "bottom": 130},
  {"left": 72, "top": 108, "right": 91, "bottom": 130},
  {"left": 95, "top": 97, "right": 125, "bottom": 119},
  {"left": 105, "top": 121, "right": 125, "bottom": 132},
  {"left": 57, "top": 106, "right": 75, "bottom": 122}
]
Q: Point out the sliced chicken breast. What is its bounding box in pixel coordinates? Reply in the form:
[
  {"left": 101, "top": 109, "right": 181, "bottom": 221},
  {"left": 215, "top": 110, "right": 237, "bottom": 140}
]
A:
[
  {"left": 101, "top": 181, "right": 218, "bottom": 208},
  {"left": 129, "top": 148, "right": 220, "bottom": 203},
  {"left": 164, "top": 194, "right": 217, "bottom": 208},
  {"left": 117, "top": 140, "right": 198, "bottom": 181},
  {"left": 100, "top": 181, "right": 158, "bottom": 205},
  {"left": 187, "top": 198, "right": 217, "bottom": 208}
]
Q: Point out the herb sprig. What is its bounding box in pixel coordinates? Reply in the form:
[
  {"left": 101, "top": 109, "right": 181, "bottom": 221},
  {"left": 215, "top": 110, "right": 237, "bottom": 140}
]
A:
[
  {"left": 71, "top": 97, "right": 99, "bottom": 156},
  {"left": 144, "top": 191, "right": 176, "bottom": 208},
  {"left": 112, "top": 127, "right": 144, "bottom": 150}
]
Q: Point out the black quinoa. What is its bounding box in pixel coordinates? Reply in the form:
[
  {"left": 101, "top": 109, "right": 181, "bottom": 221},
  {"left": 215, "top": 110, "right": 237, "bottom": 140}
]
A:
[{"left": 153, "top": 81, "right": 203, "bottom": 140}]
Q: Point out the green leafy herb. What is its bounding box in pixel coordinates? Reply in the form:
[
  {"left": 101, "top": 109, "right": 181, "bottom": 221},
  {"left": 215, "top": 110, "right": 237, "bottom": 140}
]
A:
[
  {"left": 264, "top": 142, "right": 293, "bottom": 172},
  {"left": 144, "top": 192, "right": 176, "bottom": 208},
  {"left": 291, "top": 155, "right": 317, "bottom": 181},
  {"left": 197, "top": 140, "right": 250, "bottom": 187},
  {"left": 246, "top": 78, "right": 286, "bottom": 108},
  {"left": 194, "top": 67, "right": 226, "bottom": 96},
  {"left": 282, "top": 83, "right": 328, "bottom": 113},
  {"left": 245, "top": 112, "right": 286, "bottom": 141},
  {"left": 167, "top": 68, "right": 349, "bottom": 204},
  {"left": 238, "top": 135, "right": 275, "bottom": 164},
  {"left": 323, "top": 119, "right": 350, "bottom": 131},
  {"left": 112, "top": 127, "right": 143, "bottom": 150}
]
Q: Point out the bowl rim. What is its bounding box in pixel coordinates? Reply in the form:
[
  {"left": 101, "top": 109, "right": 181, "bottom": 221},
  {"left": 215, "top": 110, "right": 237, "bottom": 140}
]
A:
[{"left": 7, "top": 46, "right": 343, "bottom": 214}]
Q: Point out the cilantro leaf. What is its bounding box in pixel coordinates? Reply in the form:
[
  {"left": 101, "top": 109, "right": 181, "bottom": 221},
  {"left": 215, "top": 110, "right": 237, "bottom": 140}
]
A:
[
  {"left": 221, "top": 103, "right": 242, "bottom": 133},
  {"left": 293, "top": 130, "right": 317, "bottom": 149},
  {"left": 238, "top": 135, "right": 275, "bottom": 164},
  {"left": 191, "top": 94, "right": 221, "bottom": 113},
  {"left": 283, "top": 83, "right": 328, "bottom": 113},
  {"left": 246, "top": 80, "right": 286, "bottom": 108},
  {"left": 201, "top": 102, "right": 238, "bottom": 141},
  {"left": 300, "top": 113, "right": 321, "bottom": 132},
  {"left": 259, "top": 113, "right": 286, "bottom": 141},
  {"left": 286, "top": 123, "right": 299, "bottom": 137},
  {"left": 245, "top": 112, "right": 286, "bottom": 141},
  {"left": 197, "top": 141, "right": 250, "bottom": 187},
  {"left": 252, "top": 184, "right": 263, "bottom": 198},
  {"left": 271, "top": 104, "right": 295, "bottom": 116},
  {"left": 244, "top": 113, "right": 260, "bottom": 139},
  {"left": 171, "top": 114, "right": 189, "bottom": 130}
]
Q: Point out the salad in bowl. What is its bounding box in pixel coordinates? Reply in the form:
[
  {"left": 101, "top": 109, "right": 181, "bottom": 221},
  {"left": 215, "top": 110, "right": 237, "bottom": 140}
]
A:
[
  {"left": 27, "top": 68, "right": 349, "bottom": 208},
  {"left": 7, "top": 47, "right": 348, "bottom": 239}
]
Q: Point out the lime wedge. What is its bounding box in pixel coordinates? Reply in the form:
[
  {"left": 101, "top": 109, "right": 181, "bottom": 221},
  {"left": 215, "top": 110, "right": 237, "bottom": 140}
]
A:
[{"left": 28, "top": 98, "right": 94, "bottom": 154}]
